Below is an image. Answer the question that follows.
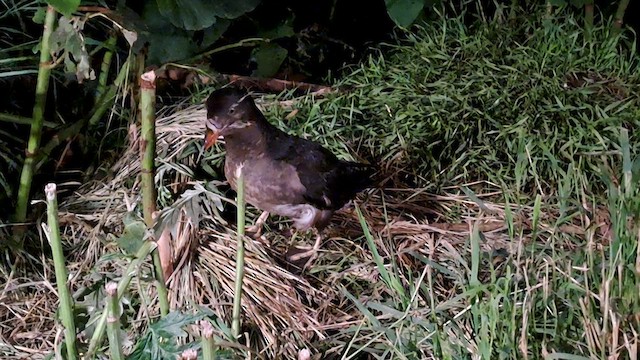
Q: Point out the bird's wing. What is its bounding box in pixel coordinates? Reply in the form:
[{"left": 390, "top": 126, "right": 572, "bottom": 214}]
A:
[
  {"left": 267, "top": 131, "right": 372, "bottom": 210},
  {"left": 264, "top": 132, "right": 339, "bottom": 209}
]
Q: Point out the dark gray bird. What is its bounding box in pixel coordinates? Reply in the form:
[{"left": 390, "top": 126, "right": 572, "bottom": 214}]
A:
[{"left": 204, "top": 87, "right": 374, "bottom": 261}]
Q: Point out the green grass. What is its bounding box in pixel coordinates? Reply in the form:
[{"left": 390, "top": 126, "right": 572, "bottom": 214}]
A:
[{"left": 247, "top": 10, "right": 639, "bottom": 359}]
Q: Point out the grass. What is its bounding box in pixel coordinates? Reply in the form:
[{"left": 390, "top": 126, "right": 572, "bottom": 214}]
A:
[{"left": 1, "top": 7, "right": 639, "bottom": 360}]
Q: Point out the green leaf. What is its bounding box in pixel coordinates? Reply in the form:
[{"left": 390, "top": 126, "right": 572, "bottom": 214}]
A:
[
  {"left": 156, "top": 0, "right": 262, "bottom": 31},
  {"left": 384, "top": 0, "right": 424, "bottom": 28},
  {"left": 257, "top": 16, "right": 295, "bottom": 39},
  {"left": 46, "top": 0, "right": 80, "bottom": 17},
  {"left": 201, "top": 19, "right": 231, "bottom": 48},
  {"left": 116, "top": 215, "right": 146, "bottom": 255},
  {"left": 141, "top": 1, "right": 230, "bottom": 64},
  {"left": 147, "top": 34, "right": 197, "bottom": 64},
  {"left": 129, "top": 310, "right": 211, "bottom": 359},
  {"left": 48, "top": 16, "right": 95, "bottom": 82},
  {"left": 250, "top": 43, "right": 287, "bottom": 78},
  {"left": 32, "top": 7, "right": 46, "bottom": 24}
]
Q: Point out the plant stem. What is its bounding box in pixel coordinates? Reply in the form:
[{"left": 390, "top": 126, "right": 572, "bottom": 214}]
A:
[
  {"left": 508, "top": 0, "right": 518, "bottom": 23},
  {"left": 231, "top": 166, "right": 246, "bottom": 339},
  {"left": 45, "top": 183, "right": 78, "bottom": 360},
  {"left": 189, "top": 38, "right": 268, "bottom": 62},
  {"left": 93, "top": 34, "right": 117, "bottom": 121},
  {"left": 0, "top": 113, "right": 56, "bottom": 128},
  {"left": 614, "top": 0, "right": 630, "bottom": 30},
  {"left": 14, "top": 6, "right": 57, "bottom": 226},
  {"left": 105, "top": 282, "right": 123, "bottom": 360},
  {"left": 86, "top": 240, "right": 155, "bottom": 358},
  {"left": 139, "top": 70, "right": 169, "bottom": 316},
  {"left": 201, "top": 320, "right": 217, "bottom": 360},
  {"left": 584, "top": 1, "right": 594, "bottom": 35}
]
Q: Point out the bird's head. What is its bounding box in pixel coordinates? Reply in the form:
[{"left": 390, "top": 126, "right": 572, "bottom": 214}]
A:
[{"left": 204, "top": 87, "right": 256, "bottom": 150}]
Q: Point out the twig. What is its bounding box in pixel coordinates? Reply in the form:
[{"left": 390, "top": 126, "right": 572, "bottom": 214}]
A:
[{"left": 224, "top": 74, "right": 336, "bottom": 96}]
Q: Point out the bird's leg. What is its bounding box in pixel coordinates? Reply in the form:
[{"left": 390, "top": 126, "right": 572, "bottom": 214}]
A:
[
  {"left": 288, "top": 228, "right": 323, "bottom": 263},
  {"left": 245, "top": 211, "right": 269, "bottom": 238}
]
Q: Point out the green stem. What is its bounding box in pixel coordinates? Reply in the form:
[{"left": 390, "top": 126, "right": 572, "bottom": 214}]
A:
[
  {"left": 201, "top": 321, "right": 217, "bottom": 360},
  {"left": 614, "top": 0, "right": 630, "bottom": 30},
  {"left": 231, "top": 167, "right": 246, "bottom": 339},
  {"left": 14, "top": 5, "right": 57, "bottom": 225},
  {"left": 34, "top": 58, "right": 131, "bottom": 172},
  {"left": 93, "top": 34, "right": 117, "bottom": 119},
  {"left": 85, "top": 240, "right": 155, "bottom": 358},
  {"left": 140, "top": 70, "right": 169, "bottom": 316},
  {"left": 508, "top": 0, "right": 518, "bottom": 23},
  {"left": 189, "top": 38, "right": 268, "bottom": 62},
  {"left": 0, "top": 112, "right": 56, "bottom": 128},
  {"left": 45, "top": 183, "right": 78, "bottom": 359},
  {"left": 585, "top": 2, "right": 594, "bottom": 35},
  {"left": 105, "top": 283, "right": 123, "bottom": 360}
]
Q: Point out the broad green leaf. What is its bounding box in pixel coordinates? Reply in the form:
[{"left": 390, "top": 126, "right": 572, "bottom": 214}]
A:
[
  {"left": 257, "top": 16, "right": 295, "bottom": 39},
  {"left": 46, "top": 0, "right": 80, "bottom": 17},
  {"left": 385, "top": 0, "right": 424, "bottom": 28},
  {"left": 116, "top": 215, "right": 146, "bottom": 255},
  {"left": 156, "top": 0, "right": 261, "bottom": 31},
  {"left": 251, "top": 43, "right": 287, "bottom": 78},
  {"left": 141, "top": 1, "right": 230, "bottom": 64},
  {"left": 201, "top": 19, "right": 231, "bottom": 48}
]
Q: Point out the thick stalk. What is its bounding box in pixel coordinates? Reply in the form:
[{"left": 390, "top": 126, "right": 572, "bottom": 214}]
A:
[
  {"left": 614, "top": 0, "right": 630, "bottom": 29},
  {"left": 201, "top": 321, "right": 216, "bottom": 360},
  {"left": 45, "top": 183, "right": 78, "bottom": 359},
  {"left": 105, "top": 283, "right": 124, "bottom": 360},
  {"left": 139, "top": 70, "right": 169, "bottom": 316},
  {"left": 231, "top": 167, "right": 246, "bottom": 338},
  {"left": 14, "top": 6, "right": 57, "bottom": 225}
]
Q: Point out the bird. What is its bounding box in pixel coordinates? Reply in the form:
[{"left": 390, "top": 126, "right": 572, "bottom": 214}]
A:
[{"left": 203, "top": 87, "right": 374, "bottom": 263}]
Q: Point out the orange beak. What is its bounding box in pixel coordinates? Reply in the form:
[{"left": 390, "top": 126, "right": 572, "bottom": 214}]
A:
[{"left": 204, "top": 128, "right": 219, "bottom": 150}]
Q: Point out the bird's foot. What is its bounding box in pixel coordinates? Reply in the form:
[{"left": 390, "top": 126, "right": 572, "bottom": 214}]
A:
[
  {"left": 287, "top": 232, "right": 322, "bottom": 268},
  {"left": 245, "top": 211, "right": 269, "bottom": 239}
]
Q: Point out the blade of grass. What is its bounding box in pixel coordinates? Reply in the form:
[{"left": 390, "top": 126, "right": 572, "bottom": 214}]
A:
[{"left": 355, "top": 204, "right": 406, "bottom": 300}]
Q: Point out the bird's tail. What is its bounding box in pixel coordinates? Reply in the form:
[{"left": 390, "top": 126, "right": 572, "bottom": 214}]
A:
[{"left": 339, "top": 161, "right": 377, "bottom": 194}]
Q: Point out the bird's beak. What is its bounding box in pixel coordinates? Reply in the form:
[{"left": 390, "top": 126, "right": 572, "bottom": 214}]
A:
[{"left": 204, "top": 128, "right": 219, "bottom": 150}]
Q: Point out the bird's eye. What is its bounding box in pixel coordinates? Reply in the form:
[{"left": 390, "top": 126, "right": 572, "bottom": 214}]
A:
[{"left": 228, "top": 107, "right": 235, "bottom": 114}]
